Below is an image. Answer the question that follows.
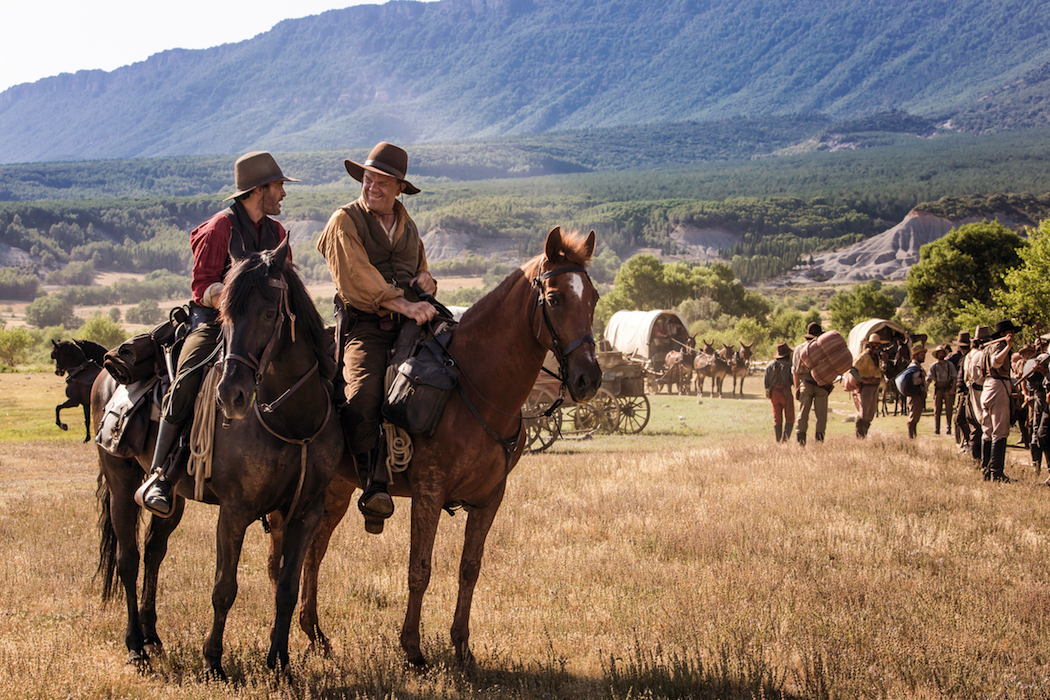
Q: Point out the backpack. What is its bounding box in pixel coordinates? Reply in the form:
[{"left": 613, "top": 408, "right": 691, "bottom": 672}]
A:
[
  {"left": 800, "top": 331, "right": 853, "bottom": 386},
  {"left": 895, "top": 364, "right": 922, "bottom": 397}
]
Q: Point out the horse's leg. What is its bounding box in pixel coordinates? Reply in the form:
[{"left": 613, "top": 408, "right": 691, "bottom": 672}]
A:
[
  {"left": 203, "top": 508, "right": 251, "bottom": 680},
  {"left": 105, "top": 467, "right": 150, "bottom": 666},
  {"left": 451, "top": 485, "right": 506, "bottom": 671},
  {"left": 81, "top": 401, "right": 92, "bottom": 441},
  {"left": 298, "top": 476, "right": 355, "bottom": 655},
  {"left": 55, "top": 396, "right": 77, "bottom": 431},
  {"left": 139, "top": 499, "right": 186, "bottom": 649},
  {"left": 267, "top": 496, "right": 327, "bottom": 671},
  {"left": 401, "top": 493, "right": 445, "bottom": 668}
]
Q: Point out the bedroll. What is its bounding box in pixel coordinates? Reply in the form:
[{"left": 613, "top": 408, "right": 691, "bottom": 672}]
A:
[{"left": 800, "top": 331, "right": 853, "bottom": 387}]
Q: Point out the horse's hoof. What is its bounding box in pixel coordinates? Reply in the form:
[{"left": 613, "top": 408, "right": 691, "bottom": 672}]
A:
[
  {"left": 203, "top": 664, "right": 228, "bottom": 683},
  {"left": 126, "top": 650, "right": 151, "bottom": 672},
  {"left": 59, "top": 424, "right": 68, "bottom": 431},
  {"left": 405, "top": 656, "right": 429, "bottom": 674}
]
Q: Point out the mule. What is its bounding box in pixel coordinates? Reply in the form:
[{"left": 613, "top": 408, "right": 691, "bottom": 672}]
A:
[
  {"left": 694, "top": 340, "right": 729, "bottom": 398},
  {"left": 879, "top": 339, "right": 909, "bottom": 416},
  {"left": 728, "top": 341, "right": 754, "bottom": 397},
  {"left": 51, "top": 339, "right": 106, "bottom": 441},
  {"left": 92, "top": 236, "right": 343, "bottom": 677},
  {"left": 274, "top": 227, "right": 602, "bottom": 670},
  {"left": 656, "top": 336, "right": 696, "bottom": 395}
]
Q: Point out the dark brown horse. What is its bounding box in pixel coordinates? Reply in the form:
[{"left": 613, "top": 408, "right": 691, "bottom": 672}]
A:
[
  {"left": 879, "top": 338, "right": 909, "bottom": 416},
  {"left": 92, "top": 237, "right": 343, "bottom": 676},
  {"left": 728, "top": 341, "right": 754, "bottom": 397},
  {"left": 51, "top": 338, "right": 106, "bottom": 441},
  {"left": 694, "top": 340, "right": 729, "bottom": 398},
  {"left": 273, "top": 227, "right": 601, "bottom": 670}
]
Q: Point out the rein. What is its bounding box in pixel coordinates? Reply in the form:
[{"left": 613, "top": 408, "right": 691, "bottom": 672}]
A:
[{"left": 222, "top": 274, "right": 328, "bottom": 523}]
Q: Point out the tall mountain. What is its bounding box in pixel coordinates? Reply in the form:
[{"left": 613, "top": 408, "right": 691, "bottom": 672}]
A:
[{"left": 3, "top": 0, "right": 1050, "bottom": 164}]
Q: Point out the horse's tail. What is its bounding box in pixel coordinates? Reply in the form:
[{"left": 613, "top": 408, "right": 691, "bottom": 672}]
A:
[{"left": 94, "top": 471, "right": 123, "bottom": 603}]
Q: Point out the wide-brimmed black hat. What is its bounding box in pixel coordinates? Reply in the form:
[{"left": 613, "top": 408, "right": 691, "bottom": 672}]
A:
[
  {"left": 991, "top": 319, "right": 1021, "bottom": 339},
  {"left": 344, "top": 141, "right": 420, "bottom": 195},
  {"left": 803, "top": 322, "right": 823, "bottom": 340},
  {"left": 223, "top": 151, "right": 299, "bottom": 201},
  {"left": 954, "top": 330, "right": 971, "bottom": 349}
]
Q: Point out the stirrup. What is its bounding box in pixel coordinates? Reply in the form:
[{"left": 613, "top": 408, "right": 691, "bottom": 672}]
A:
[{"left": 135, "top": 473, "right": 175, "bottom": 519}]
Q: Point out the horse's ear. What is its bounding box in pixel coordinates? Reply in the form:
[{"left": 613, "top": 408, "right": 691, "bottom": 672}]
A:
[
  {"left": 272, "top": 235, "right": 290, "bottom": 270},
  {"left": 582, "top": 230, "right": 596, "bottom": 261},
  {"left": 52, "top": 339, "right": 58, "bottom": 347},
  {"left": 229, "top": 229, "right": 247, "bottom": 261},
  {"left": 544, "top": 226, "right": 563, "bottom": 263}
]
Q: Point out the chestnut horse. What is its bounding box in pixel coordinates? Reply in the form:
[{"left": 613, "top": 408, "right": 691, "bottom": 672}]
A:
[
  {"left": 93, "top": 237, "right": 343, "bottom": 676},
  {"left": 51, "top": 338, "right": 106, "bottom": 441},
  {"left": 272, "top": 227, "right": 602, "bottom": 670},
  {"left": 728, "top": 341, "right": 754, "bottom": 397},
  {"left": 656, "top": 336, "right": 696, "bottom": 395}
]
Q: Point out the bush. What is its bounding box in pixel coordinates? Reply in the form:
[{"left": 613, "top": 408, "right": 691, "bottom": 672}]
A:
[
  {"left": 125, "top": 300, "right": 163, "bottom": 325},
  {"left": 24, "top": 295, "right": 78, "bottom": 329},
  {"left": 0, "top": 267, "right": 40, "bottom": 300},
  {"left": 45, "top": 260, "right": 96, "bottom": 286},
  {"left": 0, "top": 327, "right": 32, "bottom": 366},
  {"left": 78, "top": 315, "right": 127, "bottom": 349}
]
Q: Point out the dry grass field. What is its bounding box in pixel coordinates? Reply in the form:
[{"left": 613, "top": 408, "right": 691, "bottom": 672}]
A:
[{"left": 3, "top": 373, "right": 1050, "bottom": 699}]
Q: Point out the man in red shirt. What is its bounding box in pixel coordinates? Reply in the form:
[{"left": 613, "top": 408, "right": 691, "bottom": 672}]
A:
[{"left": 137, "top": 151, "right": 299, "bottom": 517}]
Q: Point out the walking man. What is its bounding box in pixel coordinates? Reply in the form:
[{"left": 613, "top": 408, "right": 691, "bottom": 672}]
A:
[
  {"left": 764, "top": 341, "right": 794, "bottom": 442},
  {"left": 853, "top": 333, "right": 884, "bottom": 438},
  {"left": 928, "top": 344, "right": 957, "bottom": 435},
  {"left": 980, "top": 319, "right": 1021, "bottom": 482},
  {"left": 793, "top": 322, "right": 832, "bottom": 446},
  {"left": 903, "top": 344, "right": 928, "bottom": 439}
]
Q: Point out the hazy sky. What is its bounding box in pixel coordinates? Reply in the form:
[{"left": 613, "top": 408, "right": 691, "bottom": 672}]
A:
[{"left": 1, "top": 0, "right": 433, "bottom": 94}]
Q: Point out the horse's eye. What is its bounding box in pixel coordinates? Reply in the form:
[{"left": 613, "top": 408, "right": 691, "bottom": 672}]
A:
[{"left": 547, "top": 293, "right": 561, "bottom": 307}]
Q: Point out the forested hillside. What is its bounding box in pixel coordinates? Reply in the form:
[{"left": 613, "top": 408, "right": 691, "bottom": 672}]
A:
[
  {"left": 1, "top": 0, "right": 1049, "bottom": 162},
  {"left": 6, "top": 128, "right": 1050, "bottom": 292}
]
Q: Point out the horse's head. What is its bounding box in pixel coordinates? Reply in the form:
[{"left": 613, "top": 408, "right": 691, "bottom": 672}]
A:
[
  {"left": 531, "top": 227, "right": 602, "bottom": 403},
  {"left": 217, "top": 237, "right": 295, "bottom": 420},
  {"left": 51, "top": 339, "right": 85, "bottom": 377},
  {"left": 719, "top": 343, "right": 734, "bottom": 359},
  {"left": 701, "top": 340, "right": 715, "bottom": 356},
  {"left": 739, "top": 342, "right": 754, "bottom": 361}
]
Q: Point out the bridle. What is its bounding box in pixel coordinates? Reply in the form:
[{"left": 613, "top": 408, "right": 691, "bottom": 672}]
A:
[
  {"left": 221, "top": 274, "right": 332, "bottom": 521},
  {"left": 531, "top": 263, "right": 596, "bottom": 404}
]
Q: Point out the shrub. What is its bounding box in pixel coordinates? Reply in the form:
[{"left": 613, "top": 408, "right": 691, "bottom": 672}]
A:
[
  {"left": 125, "top": 300, "right": 163, "bottom": 325},
  {"left": 24, "top": 295, "right": 78, "bottom": 329},
  {"left": 78, "top": 315, "right": 127, "bottom": 349},
  {"left": 0, "top": 327, "right": 32, "bottom": 366}
]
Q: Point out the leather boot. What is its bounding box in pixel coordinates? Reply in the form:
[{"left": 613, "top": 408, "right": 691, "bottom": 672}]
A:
[
  {"left": 774, "top": 424, "right": 783, "bottom": 443},
  {"left": 981, "top": 438, "right": 993, "bottom": 480},
  {"left": 782, "top": 422, "right": 793, "bottom": 443},
  {"left": 991, "top": 439, "right": 1011, "bottom": 483},
  {"left": 136, "top": 418, "right": 183, "bottom": 518},
  {"left": 1031, "top": 446, "right": 1042, "bottom": 475},
  {"left": 971, "top": 435, "right": 982, "bottom": 463},
  {"left": 357, "top": 444, "right": 393, "bottom": 534}
]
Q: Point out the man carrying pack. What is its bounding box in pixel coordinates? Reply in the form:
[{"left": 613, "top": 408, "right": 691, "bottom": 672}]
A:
[
  {"left": 853, "top": 333, "right": 885, "bottom": 439},
  {"left": 928, "top": 344, "right": 957, "bottom": 436},
  {"left": 964, "top": 325, "right": 992, "bottom": 465},
  {"left": 764, "top": 341, "right": 794, "bottom": 443},
  {"left": 316, "top": 141, "right": 438, "bottom": 534},
  {"left": 793, "top": 321, "right": 831, "bottom": 446},
  {"left": 901, "top": 344, "right": 928, "bottom": 439},
  {"left": 138, "top": 151, "right": 299, "bottom": 516}
]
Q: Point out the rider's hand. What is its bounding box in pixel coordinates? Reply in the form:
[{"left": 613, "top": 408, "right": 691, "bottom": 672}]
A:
[
  {"left": 403, "top": 299, "right": 439, "bottom": 326},
  {"left": 412, "top": 271, "right": 437, "bottom": 296}
]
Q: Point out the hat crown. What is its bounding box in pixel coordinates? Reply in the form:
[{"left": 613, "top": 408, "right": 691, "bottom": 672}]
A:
[
  {"left": 774, "top": 341, "right": 791, "bottom": 358},
  {"left": 363, "top": 142, "right": 409, "bottom": 180},
  {"left": 865, "top": 333, "right": 883, "bottom": 344},
  {"left": 974, "top": 325, "right": 991, "bottom": 341}
]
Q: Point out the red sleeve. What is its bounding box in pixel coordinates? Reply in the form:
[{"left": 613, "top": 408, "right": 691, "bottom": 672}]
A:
[{"left": 189, "top": 213, "right": 233, "bottom": 305}]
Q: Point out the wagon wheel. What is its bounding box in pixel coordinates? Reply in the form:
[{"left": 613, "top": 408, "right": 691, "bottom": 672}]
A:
[
  {"left": 563, "top": 402, "right": 601, "bottom": 437},
  {"left": 591, "top": 387, "right": 621, "bottom": 433},
  {"left": 617, "top": 393, "right": 651, "bottom": 434},
  {"left": 644, "top": 368, "right": 663, "bottom": 395},
  {"left": 523, "top": 387, "right": 561, "bottom": 454}
]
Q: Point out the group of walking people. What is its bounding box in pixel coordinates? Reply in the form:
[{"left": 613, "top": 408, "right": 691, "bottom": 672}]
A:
[
  {"left": 764, "top": 318, "right": 1047, "bottom": 483},
  {"left": 138, "top": 142, "right": 436, "bottom": 533}
]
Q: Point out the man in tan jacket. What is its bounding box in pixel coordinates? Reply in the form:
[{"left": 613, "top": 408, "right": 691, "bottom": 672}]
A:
[{"left": 317, "top": 142, "right": 438, "bottom": 533}]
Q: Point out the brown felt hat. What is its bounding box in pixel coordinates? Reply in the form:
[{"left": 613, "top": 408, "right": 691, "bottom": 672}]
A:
[
  {"left": 911, "top": 344, "right": 927, "bottom": 359},
  {"left": 223, "top": 151, "right": 300, "bottom": 201},
  {"left": 933, "top": 344, "right": 947, "bottom": 359},
  {"left": 863, "top": 333, "right": 884, "bottom": 346},
  {"left": 804, "top": 322, "right": 823, "bottom": 340},
  {"left": 954, "top": 330, "right": 971, "bottom": 348},
  {"left": 774, "top": 342, "right": 792, "bottom": 359},
  {"left": 973, "top": 325, "right": 992, "bottom": 343},
  {"left": 345, "top": 141, "right": 420, "bottom": 195}
]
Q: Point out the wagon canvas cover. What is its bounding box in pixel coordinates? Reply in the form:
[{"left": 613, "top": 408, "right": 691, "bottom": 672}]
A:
[
  {"left": 605, "top": 310, "right": 689, "bottom": 359},
  {"left": 847, "top": 318, "right": 910, "bottom": 359}
]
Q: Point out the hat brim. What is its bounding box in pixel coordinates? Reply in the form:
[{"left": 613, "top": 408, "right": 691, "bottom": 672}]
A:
[
  {"left": 344, "top": 160, "right": 420, "bottom": 195},
  {"left": 222, "top": 174, "right": 301, "bottom": 201}
]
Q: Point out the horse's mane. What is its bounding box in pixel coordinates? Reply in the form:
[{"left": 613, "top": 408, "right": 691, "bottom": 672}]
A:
[
  {"left": 74, "top": 339, "right": 108, "bottom": 363},
  {"left": 462, "top": 229, "right": 594, "bottom": 324},
  {"left": 222, "top": 250, "right": 336, "bottom": 380}
]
